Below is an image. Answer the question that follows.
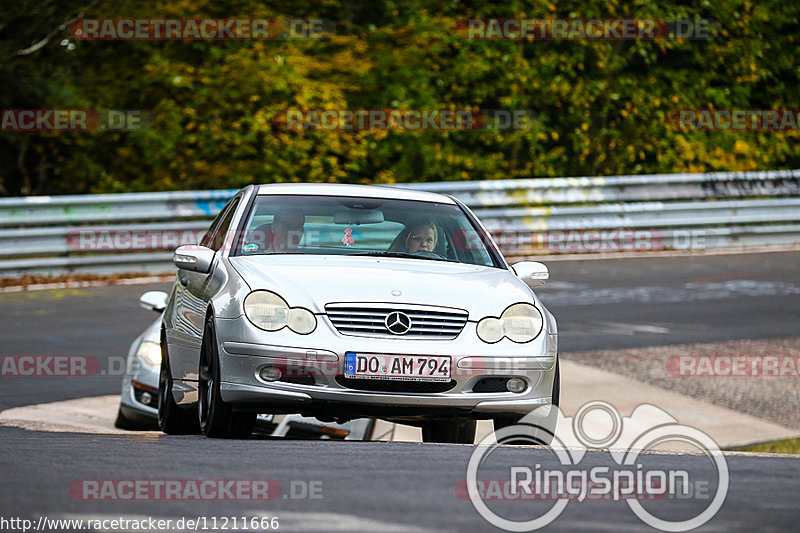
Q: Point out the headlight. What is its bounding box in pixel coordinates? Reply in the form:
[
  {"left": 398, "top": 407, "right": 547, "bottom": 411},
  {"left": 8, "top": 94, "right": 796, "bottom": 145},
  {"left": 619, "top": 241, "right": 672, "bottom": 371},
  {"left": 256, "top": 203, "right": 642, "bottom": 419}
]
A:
[
  {"left": 136, "top": 341, "right": 162, "bottom": 366},
  {"left": 477, "top": 303, "right": 543, "bottom": 343},
  {"left": 244, "top": 291, "right": 316, "bottom": 334},
  {"left": 244, "top": 291, "right": 290, "bottom": 331},
  {"left": 501, "top": 303, "right": 544, "bottom": 342},
  {"left": 288, "top": 308, "right": 317, "bottom": 335},
  {"left": 476, "top": 317, "right": 503, "bottom": 343}
]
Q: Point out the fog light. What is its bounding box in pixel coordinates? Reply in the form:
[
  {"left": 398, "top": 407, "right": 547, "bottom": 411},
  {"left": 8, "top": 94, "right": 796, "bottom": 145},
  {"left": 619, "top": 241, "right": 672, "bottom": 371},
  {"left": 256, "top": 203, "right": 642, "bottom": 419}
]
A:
[
  {"left": 506, "top": 377, "right": 526, "bottom": 393},
  {"left": 259, "top": 367, "right": 282, "bottom": 382},
  {"left": 140, "top": 391, "right": 153, "bottom": 406}
]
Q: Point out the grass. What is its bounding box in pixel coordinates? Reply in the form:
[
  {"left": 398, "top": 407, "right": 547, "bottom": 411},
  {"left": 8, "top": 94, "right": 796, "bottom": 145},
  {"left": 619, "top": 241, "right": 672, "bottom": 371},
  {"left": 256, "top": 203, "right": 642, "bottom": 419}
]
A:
[{"left": 734, "top": 437, "right": 800, "bottom": 454}]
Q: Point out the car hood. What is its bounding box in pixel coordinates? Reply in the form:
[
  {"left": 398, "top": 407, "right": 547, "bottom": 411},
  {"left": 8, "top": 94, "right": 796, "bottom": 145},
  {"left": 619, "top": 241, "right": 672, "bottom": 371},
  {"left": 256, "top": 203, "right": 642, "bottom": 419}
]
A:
[{"left": 229, "top": 255, "right": 538, "bottom": 319}]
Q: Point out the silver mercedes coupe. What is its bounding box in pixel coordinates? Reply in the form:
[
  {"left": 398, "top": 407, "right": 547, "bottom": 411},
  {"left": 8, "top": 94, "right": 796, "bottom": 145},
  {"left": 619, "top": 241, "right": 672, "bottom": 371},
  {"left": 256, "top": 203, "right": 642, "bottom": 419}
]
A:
[{"left": 159, "top": 183, "right": 559, "bottom": 442}]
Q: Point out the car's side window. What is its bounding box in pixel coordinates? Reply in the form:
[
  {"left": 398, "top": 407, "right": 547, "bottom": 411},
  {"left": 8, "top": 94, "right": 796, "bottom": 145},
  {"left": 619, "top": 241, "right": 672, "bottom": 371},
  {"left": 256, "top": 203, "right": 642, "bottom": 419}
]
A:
[
  {"left": 209, "top": 197, "right": 241, "bottom": 252},
  {"left": 199, "top": 200, "right": 234, "bottom": 249}
]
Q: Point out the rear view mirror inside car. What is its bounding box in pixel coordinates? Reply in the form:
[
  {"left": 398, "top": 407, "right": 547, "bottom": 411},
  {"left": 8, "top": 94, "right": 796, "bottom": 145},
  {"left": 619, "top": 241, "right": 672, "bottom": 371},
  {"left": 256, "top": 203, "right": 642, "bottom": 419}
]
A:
[{"left": 333, "top": 208, "right": 385, "bottom": 225}]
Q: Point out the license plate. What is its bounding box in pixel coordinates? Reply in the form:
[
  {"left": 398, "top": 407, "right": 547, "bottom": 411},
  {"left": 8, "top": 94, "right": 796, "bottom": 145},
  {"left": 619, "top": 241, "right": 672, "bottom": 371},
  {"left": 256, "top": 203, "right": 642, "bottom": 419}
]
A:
[{"left": 344, "top": 352, "right": 451, "bottom": 382}]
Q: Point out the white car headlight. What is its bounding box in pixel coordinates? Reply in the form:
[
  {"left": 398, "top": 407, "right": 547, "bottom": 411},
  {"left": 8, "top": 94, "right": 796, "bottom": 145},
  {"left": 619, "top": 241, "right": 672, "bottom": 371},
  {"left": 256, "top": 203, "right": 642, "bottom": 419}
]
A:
[
  {"left": 244, "top": 291, "right": 316, "bottom": 334},
  {"left": 477, "top": 303, "right": 543, "bottom": 343},
  {"left": 288, "top": 307, "right": 317, "bottom": 335},
  {"left": 245, "top": 291, "right": 290, "bottom": 331},
  {"left": 476, "top": 317, "right": 503, "bottom": 343},
  {"left": 136, "top": 341, "right": 162, "bottom": 366}
]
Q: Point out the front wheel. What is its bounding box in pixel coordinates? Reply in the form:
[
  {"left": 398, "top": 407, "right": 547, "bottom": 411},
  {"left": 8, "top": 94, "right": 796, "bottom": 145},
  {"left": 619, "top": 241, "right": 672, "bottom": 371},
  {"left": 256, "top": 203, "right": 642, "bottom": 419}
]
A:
[
  {"left": 198, "top": 317, "right": 256, "bottom": 439},
  {"left": 422, "top": 419, "right": 477, "bottom": 444},
  {"left": 157, "top": 330, "right": 200, "bottom": 435}
]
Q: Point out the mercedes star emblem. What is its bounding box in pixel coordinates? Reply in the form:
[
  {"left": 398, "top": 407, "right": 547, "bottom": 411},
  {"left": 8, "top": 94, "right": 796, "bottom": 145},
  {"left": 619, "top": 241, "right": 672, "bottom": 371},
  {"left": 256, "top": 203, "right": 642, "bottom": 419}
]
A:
[{"left": 385, "top": 311, "right": 412, "bottom": 335}]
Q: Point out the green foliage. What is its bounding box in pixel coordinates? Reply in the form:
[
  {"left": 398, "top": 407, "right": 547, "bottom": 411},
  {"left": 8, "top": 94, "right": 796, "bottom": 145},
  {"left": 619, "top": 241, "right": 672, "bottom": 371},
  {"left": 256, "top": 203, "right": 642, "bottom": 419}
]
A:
[
  {"left": 1, "top": 0, "right": 798, "bottom": 195},
  {"left": 735, "top": 437, "right": 800, "bottom": 455}
]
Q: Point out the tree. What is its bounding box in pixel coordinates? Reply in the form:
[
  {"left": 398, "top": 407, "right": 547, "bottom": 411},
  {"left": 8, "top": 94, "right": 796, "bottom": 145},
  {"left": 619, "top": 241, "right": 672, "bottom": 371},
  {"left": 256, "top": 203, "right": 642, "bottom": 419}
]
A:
[{"left": 1, "top": 0, "right": 798, "bottom": 196}]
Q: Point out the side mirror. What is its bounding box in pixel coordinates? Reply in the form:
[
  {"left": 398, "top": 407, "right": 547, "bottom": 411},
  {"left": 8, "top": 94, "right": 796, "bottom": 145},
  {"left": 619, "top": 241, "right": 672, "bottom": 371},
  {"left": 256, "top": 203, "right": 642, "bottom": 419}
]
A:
[
  {"left": 139, "top": 291, "right": 168, "bottom": 312},
  {"left": 173, "top": 245, "right": 215, "bottom": 274},
  {"left": 512, "top": 261, "right": 549, "bottom": 288}
]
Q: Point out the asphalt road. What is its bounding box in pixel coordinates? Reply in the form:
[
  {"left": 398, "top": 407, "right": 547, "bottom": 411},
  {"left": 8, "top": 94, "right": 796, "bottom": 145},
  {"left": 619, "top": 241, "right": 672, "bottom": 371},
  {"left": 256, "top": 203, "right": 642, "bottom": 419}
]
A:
[
  {"left": 2, "top": 251, "right": 799, "bottom": 532},
  {"left": 0, "top": 426, "right": 798, "bottom": 532},
  {"left": 0, "top": 283, "right": 169, "bottom": 411},
  {"left": 536, "top": 251, "right": 800, "bottom": 351}
]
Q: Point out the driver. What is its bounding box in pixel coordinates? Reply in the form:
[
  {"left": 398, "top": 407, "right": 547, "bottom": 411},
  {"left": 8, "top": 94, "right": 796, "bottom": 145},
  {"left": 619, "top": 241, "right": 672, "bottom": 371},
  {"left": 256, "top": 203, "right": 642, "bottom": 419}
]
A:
[
  {"left": 272, "top": 208, "right": 305, "bottom": 250},
  {"left": 404, "top": 220, "right": 438, "bottom": 253},
  {"left": 247, "top": 208, "right": 305, "bottom": 252}
]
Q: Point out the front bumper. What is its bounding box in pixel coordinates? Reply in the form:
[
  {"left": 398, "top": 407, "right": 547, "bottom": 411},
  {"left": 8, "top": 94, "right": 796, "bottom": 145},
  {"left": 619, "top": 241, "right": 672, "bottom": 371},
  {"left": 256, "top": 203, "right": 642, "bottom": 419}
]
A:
[
  {"left": 120, "top": 364, "right": 160, "bottom": 417},
  {"left": 211, "top": 315, "right": 558, "bottom": 421}
]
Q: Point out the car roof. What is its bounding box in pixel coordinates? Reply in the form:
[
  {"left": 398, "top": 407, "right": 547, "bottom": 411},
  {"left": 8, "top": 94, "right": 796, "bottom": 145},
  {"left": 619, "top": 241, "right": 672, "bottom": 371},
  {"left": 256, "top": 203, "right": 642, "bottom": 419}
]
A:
[{"left": 254, "top": 183, "right": 456, "bottom": 204}]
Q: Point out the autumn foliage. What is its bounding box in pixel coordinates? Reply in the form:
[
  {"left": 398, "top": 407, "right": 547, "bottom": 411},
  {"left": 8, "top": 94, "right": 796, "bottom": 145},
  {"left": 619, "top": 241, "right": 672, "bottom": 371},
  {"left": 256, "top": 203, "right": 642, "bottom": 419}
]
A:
[{"left": 1, "top": 0, "right": 798, "bottom": 195}]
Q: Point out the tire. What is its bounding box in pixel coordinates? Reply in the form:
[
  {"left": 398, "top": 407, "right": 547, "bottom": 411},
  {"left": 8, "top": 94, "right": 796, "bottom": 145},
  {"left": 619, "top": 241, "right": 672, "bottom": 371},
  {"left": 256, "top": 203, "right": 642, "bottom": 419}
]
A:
[
  {"left": 157, "top": 330, "right": 200, "bottom": 435},
  {"left": 114, "top": 406, "right": 158, "bottom": 431},
  {"left": 198, "top": 317, "right": 256, "bottom": 439},
  {"left": 493, "top": 359, "right": 560, "bottom": 445},
  {"left": 422, "top": 419, "right": 477, "bottom": 444}
]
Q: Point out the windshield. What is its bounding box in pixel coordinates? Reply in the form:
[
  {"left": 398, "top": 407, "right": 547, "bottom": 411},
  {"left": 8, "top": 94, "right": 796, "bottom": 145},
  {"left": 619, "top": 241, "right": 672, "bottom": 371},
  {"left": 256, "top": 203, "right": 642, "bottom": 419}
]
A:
[{"left": 232, "top": 194, "right": 501, "bottom": 268}]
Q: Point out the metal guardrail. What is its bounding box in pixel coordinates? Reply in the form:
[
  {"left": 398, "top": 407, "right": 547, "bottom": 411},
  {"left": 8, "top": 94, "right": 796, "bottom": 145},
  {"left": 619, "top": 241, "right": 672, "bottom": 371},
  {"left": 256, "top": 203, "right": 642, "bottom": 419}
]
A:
[
  {"left": 1, "top": 169, "right": 799, "bottom": 276},
  {"left": 396, "top": 169, "right": 800, "bottom": 205},
  {"left": 0, "top": 190, "right": 238, "bottom": 227}
]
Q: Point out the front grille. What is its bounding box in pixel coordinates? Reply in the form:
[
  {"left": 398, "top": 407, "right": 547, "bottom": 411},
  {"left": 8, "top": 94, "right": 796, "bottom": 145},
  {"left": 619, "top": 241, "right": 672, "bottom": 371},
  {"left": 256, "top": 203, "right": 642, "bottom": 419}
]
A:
[
  {"left": 325, "top": 303, "right": 468, "bottom": 339},
  {"left": 336, "top": 376, "right": 457, "bottom": 393}
]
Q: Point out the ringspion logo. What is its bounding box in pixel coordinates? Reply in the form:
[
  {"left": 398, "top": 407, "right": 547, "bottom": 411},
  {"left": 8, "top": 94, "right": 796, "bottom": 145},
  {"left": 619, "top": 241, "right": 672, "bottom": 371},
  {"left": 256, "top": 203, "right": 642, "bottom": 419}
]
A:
[{"left": 465, "top": 401, "right": 728, "bottom": 531}]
